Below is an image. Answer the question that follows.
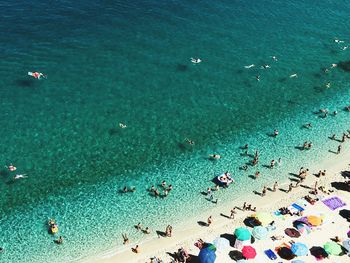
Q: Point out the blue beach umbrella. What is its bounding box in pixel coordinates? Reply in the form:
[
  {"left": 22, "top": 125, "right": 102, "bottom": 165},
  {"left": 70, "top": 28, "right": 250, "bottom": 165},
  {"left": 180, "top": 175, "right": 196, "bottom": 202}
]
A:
[
  {"left": 291, "top": 242, "right": 308, "bottom": 256},
  {"left": 252, "top": 226, "right": 268, "bottom": 240},
  {"left": 199, "top": 244, "right": 216, "bottom": 263},
  {"left": 213, "top": 237, "right": 230, "bottom": 251},
  {"left": 291, "top": 260, "right": 306, "bottom": 263}
]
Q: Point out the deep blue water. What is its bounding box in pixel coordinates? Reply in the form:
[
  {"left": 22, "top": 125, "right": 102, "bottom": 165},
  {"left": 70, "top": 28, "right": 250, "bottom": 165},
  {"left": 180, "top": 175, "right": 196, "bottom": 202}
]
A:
[{"left": 1, "top": 0, "right": 350, "bottom": 262}]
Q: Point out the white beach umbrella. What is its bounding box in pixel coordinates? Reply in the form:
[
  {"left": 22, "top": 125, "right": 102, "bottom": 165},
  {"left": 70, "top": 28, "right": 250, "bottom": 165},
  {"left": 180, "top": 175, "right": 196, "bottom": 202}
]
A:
[
  {"left": 213, "top": 237, "right": 230, "bottom": 251},
  {"left": 342, "top": 239, "right": 350, "bottom": 252}
]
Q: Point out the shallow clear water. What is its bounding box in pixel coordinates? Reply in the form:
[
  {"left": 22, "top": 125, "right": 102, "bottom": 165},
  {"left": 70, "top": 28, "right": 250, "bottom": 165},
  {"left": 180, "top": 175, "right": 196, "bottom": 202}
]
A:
[{"left": 1, "top": 0, "right": 350, "bottom": 262}]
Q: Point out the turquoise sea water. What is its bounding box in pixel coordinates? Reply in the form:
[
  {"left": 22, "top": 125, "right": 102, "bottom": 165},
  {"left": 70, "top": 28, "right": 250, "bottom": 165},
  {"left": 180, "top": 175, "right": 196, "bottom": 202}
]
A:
[{"left": 1, "top": 0, "right": 350, "bottom": 262}]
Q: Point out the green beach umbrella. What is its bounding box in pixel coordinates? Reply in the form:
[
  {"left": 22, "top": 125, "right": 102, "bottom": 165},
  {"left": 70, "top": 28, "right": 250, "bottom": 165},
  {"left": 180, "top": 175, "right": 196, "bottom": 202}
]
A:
[
  {"left": 254, "top": 212, "right": 273, "bottom": 226},
  {"left": 234, "top": 227, "right": 251, "bottom": 241},
  {"left": 323, "top": 241, "right": 342, "bottom": 255}
]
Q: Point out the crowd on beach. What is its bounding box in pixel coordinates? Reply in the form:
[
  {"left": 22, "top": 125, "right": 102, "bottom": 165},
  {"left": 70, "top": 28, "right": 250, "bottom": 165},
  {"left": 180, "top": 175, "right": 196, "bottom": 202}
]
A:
[{"left": 3, "top": 38, "right": 350, "bottom": 263}]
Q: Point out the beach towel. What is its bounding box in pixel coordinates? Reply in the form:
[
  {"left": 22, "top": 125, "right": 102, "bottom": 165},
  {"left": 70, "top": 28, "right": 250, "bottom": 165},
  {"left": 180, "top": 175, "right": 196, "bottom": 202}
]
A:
[
  {"left": 292, "top": 203, "right": 304, "bottom": 211},
  {"left": 322, "top": 196, "right": 346, "bottom": 211},
  {"left": 264, "top": 249, "right": 277, "bottom": 260},
  {"left": 295, "top": 198, "right": 309, "bottom": 208}
]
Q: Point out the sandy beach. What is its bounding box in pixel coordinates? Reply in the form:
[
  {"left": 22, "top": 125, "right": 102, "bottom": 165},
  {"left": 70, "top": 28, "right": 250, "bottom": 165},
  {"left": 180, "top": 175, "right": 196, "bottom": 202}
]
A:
[{"left": 85, "top": 142, "right": 350, "bottom": 263}]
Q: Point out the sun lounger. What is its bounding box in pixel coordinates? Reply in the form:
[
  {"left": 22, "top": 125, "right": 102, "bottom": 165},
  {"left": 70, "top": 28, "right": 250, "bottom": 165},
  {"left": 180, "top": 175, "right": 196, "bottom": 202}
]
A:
[
  {"left": 264, "top": 249, "right": 277, "bottom": 260},
  {"left": 292, "top": 203, "right": 304, "bottom": 211}
]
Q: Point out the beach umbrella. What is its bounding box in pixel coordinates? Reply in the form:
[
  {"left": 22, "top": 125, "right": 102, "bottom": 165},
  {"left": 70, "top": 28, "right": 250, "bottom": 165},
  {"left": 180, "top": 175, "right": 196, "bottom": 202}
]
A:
[
  {"left": 291, "top": 242, "right": 308, "bottom": 256},
  {"left": 284, "top": 228, "right": 301, "bottom": 238},
  {"left": 242, "top": 246, "right": 256, "bottom": 259},
  {"left": 307, "top": 215, "right": 322, "bottom": 226},
  {"left": 291, "top": 260, "right": 305, "bottom": 263},
  {"left": 213, "top": 237, "right": 230, "bottom": 251},
  {"left": 243, "top": 217, "right": 261, "bottom": 227},
  {"left": 277, "top": 247, "right": 295, "bottom": 260},
  {"left": 252, "top": 226, "right": 268, "bottom": 240},
  {"left": 199, "top": 244, "right": 216, "bottom": 263},
  {"left": 343, "top": 239, "right": 350, "bottom": 251},
  {"left": 295, "top": 223, "right": 311, "bottom": 235},
  {"left": 254, "top": 212, "right": 273, "bottom": 226},
  {"left": 310, "top": 246, "right": 328, "bottom": 259},
  {"left": 236, "top": 260, "right": 248, "bottom": 263},
  {"left": 234, "top": 227, "right": 251, "bottom": 241},
  {"left": 323, "top": 241, "right": 342, "bottom": 255}
]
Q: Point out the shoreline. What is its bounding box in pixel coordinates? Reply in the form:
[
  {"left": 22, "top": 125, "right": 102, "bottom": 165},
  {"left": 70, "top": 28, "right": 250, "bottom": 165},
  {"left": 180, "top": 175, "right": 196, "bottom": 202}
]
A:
[{"left": 84, "top": 140, "right": 350, "bottom": 263}]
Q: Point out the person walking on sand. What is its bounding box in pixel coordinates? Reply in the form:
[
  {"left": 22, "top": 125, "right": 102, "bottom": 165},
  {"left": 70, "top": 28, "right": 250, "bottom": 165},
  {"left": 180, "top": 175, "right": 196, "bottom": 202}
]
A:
[
  {"left": 287, "top": 183, "right": 293, "bottom": 193},
  {"left": 207, "top": 216, "right": 213, "bottom": 226},
  {"left": 132, "top": 245, "right": 140, "bottom": 253},
  {"left": 230, "top": 208, "right": 236, "bottom": 219},
  {"left": 262, "top": 186, "right": 267, "bottom": 196},
  {"left": 273, "top": 181, "right": 278, "bottom": 192},
  {"left": 337, "top": 145, "right": 342, "bottom": 154}
]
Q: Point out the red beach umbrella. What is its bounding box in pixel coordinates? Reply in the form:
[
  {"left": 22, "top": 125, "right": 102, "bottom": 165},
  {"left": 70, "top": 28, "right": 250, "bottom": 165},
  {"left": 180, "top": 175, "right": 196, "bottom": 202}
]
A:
[{"left": 242, "top": 245, "right": 257, "bottom": 259}]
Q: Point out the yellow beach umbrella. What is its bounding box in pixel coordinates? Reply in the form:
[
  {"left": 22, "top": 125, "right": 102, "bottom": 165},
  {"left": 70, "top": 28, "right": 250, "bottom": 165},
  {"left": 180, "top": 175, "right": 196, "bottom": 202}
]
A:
[
  {"left": 307, "top": 215, "right": 322, "bottom": 226},
  {"left": 254, "top": 212, "right": 273, "bottom": 226}
]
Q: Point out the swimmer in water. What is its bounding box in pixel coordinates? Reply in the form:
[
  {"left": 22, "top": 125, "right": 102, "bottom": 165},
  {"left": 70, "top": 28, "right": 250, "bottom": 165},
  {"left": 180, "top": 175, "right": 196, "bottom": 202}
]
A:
[
  {"left": 190, "top": 58, "right": 202, "bottom": 64},
  {"left": 6, "top": 165, "right": 17, "bottom": 171},
  {"left": 13, "top": 174, "right": 28, "bottom": 180},
  {"left": 325, "top": 82, "right": 331, "bottom": 89},
  {"left": 331, "top": 63, "right": 337, "bottom": 68},
  {"left": 261, "top": 65, "right": 270, "bottom": 69},
  {"left": 244, "top": 64, "right": 255, "bottom": 69},
  {"left": 271, "top": 56, "right": 278, "bottom": 61},
  {"left": 334, "top": 39, "right": 344, "bottom": 43},
  {"left": 28, "top": 71, "right": 47, "bottom": 79},
  {"left": 119, "top": 123, "right": 127, "bottom": 129},
  {"left": 256, "top": 75, "right": 260, "bottom": 82},
  {"left": 290, "top": 73, "right": 298, "bottom": 78},
  {"left": 209, "top": 154, "right": 221, "bottom": 159},
  {"left": 342, "top": 46, "right": 348, "bottom": 50},
  {"left": 185, "top": 138, "right": 195, "bottom": 145}
]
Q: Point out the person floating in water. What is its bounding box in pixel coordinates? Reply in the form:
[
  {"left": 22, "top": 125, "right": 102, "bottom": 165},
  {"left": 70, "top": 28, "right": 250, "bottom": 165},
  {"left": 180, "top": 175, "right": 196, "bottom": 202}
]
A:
[
  {"left": 119, "top": 123, "right": 127, "bottom": 129},
  {"left": 190, "top": 58, "right": 202, "bottom": 64},
  {"left": 209, "top": 154, "right": 221, "bottom": 160},
  {"left": 290, "top": 73, "right": 298, "bottom": 78},
  {"left": 6, "top": 164, "right": 17, "bottom": 171},
  {"left": 244, "top": 64, "right": 255, "bottom": 69},
  {"left": 261, "top": 64, "right": 270, "bottom": 69},
  {"left": 271, "top": 56, "right": 278, "bottom": 61},
  {"left": 13, "top": 174, "right": 28, "bottom": 180},
  {"left": 185, "top": 138, "right": 195, "bottom": 145},
  {"left": 28, "top": 71, "right": 47, "bottom": 79}
]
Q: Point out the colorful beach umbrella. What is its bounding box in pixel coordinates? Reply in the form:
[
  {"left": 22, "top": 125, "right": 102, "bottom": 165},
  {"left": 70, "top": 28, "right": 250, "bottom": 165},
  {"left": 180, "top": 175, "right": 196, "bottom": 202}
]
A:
[
  {"left": 234, "top": 227, "right": 251, "bottom": 241},
  {"left": 199, "top": 244, "right": 216, "bottom": 263},
  {"left": 242, "top": 246, "right": 256, "bottom": 259},
  {"left": 277, "top": 247, "right": 295, "bottom": 260},
  {"left": 213, "top": 237, "right": 230, "bottom": 251},
  {"left": 284, "top": 228, "right": 301, "bottom": 238},
  {"left": 252, "top": 226, "right": 268, "bottom": 240},
  {"left": 310, "top": 246, "right": 328, "bottom": 259},
  {"left": 291, "top": 242, "right": 308, "bottom": 256},
  {"left": 323, "top": 241, "right": 342, "bottom": 255},
  {"left": 295, "top": 223, "right": 311, "bottom": 235},
  {"left": 342, "top": 239, "right": 350, "bottom": 251},
  {"left": 307, "top": 215, "right": 322, "bottom": 226},
  {"left": 254, "top": 212, "right": 273, "bottom": 226}
]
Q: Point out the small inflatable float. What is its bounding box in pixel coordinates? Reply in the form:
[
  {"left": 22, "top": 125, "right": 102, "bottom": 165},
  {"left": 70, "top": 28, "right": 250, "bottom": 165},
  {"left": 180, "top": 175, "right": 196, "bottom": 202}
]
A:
[
  {"left": 48, "top": 219, "right": 58, "bottom": 234},
  {"left": 216, "top": 172, "right": 234, "bottom": 186}
]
